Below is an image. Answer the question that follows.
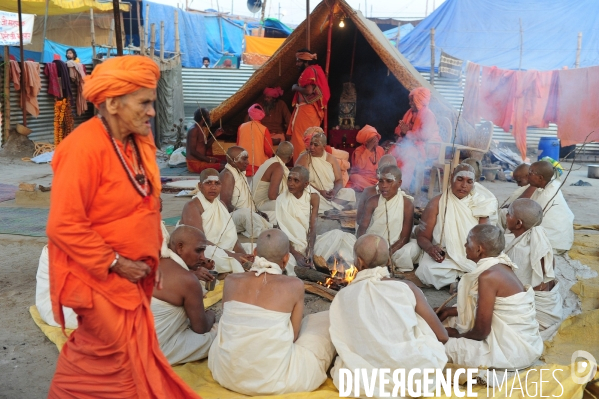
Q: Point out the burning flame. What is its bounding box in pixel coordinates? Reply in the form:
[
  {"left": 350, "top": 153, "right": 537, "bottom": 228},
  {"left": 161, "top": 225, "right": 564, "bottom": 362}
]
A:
[{"left": 318, "top": 259, "right": 358, "bottom": 288}]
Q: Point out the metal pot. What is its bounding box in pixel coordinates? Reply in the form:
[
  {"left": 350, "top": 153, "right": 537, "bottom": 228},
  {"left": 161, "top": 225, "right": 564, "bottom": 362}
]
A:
[{"left": 588, "top": 165, "right": 599, "bottom": 179}]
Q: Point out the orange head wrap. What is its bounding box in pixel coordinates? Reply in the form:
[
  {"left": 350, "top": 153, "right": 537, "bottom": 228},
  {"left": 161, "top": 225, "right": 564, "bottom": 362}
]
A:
[
  {"left": 263, "top": 86, "right": 283, "bottom": 98},
  {"left": 83, "top": 56, "right": 160, "bottom": 106},
  {"left": 248, "top": 103, "right": 265, "bottom": 121},
  {"left": 409, "top": 87, "right": 431, "bottom": 110},
  {"left": 303, "top": 126, "right": 324, "bottom": 148},
  {"left": 296, "top": 51, "right": 317, "bottom": 61},
  {"left": 356, "top": 125, "right": 381, "bottom": 144}
]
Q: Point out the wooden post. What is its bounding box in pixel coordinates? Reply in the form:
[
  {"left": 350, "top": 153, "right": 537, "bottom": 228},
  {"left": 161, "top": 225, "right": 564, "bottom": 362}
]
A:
[
  {"left": 395, "top": 23, "right": 401, "bottom": 50},
  {"left": 3, "top": 46, "right": 10, "bottom": 143},
  {"left": 113, "top": 0, "right": 124, "bottom": 55},
  {"left": 160, "top": 21, "right": 165, "bottom": 62},
  {"left": 145, "top": 3, "right": 150, "bottom": 50},
  {"left": 17, "top": 0, "right": 26, "bottom": 126},
  {"left": 137, "top": 0, "right": 145, "bottom": 54},
  {"left": 323, "top": 6, "right": 333, "bottom": 134},
  {"left": 40, "top": 0, "right": 50, "bottom": 61},
  {"left": 425, "top": 0, "right": 429, "bottom": 16},
  {"left": 149, "top": 23, "right": 155, "bottom": 60},
  {"left": 575, "top": 32, "right": 582, "bottom": 68},
  {"left": 108, "top": 18, "right": 115, "bottom": 58},
  {"left": 430, "top": 27, "right": 435, "bottom": 85},
  {"left": 305, "top": 0, "right": 310, "bottom": 49},
  {"left": 90, "top": 8, "right": 97, "bottom": 59},
  {"left": 259, "top": 0, "right": 267, "bottom": 36},
  {"left": 174, "top": 10, "right": 180, "bottom": 59},
  {"left": 518, "top": 18, "right": 523, "bottom": 71}
]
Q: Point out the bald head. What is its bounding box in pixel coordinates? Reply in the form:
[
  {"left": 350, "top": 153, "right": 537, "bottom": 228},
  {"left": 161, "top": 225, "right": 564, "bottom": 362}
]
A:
[
  {"left": 378, "top": 154, "right": 397, "bottom": 170},
  {"left": 227, "top": 146, "right": 246, "bottom": 164},
  {"left": 275, "top": 141, "right": 294, "bottom": 162},
  {"left": 354, "top": 234, "right": 389, "bottom": 270},
  {"left": 508, "top": 198, "right": 543, "bottom": 230},
  {"left": 453, "top": 163, "right": 476, "bottom": 182},
  {"left": 462, "top": 158, "right": 482, "bottom": 181},
  {"left": 256, "top": 229, "right": 289, "bottom": 264},
  {"left": 200, "top": 168, "right": 220, "bottom": 183},
  {"left": 513, "top": 163, "right": 530, "bottom": 186},
  {"left": 468, "top": 224, "right": 505, "bottom": 257},
  {"left": 289, "top": 165, "right": 309, "bottom": 183},
  {"left": 378, "top": 164, "right": 402, "bottom": 181},
  {"left": 530, "top": 160, "right": 555, "bottom": 182},
  {"left": 311, "top": 132, "right": 327, "bottom": 146},
  {"left": 169, "top": 225, "right": 207, "bottom": 250}
]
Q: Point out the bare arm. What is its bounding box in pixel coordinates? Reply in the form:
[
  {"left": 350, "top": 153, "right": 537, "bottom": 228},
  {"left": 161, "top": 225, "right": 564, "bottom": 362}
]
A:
[
  {"left": 517, "top": 185, "right": 538, "bottom": 200},
  {"left": 416, "top": 195, "right": 445, "bottom": 263},
  {"left": 180, "top": 198, "right": 205, "bottom": 234},
  {"left": 290, "top": 280, "right": 305, "bottom": 342},
  {"left": 182, "top": 274, "right": 215, "bottom": 334},
  {"left": 307, "top": 193, "right": 320, "bottom": 257},
  {"left": 292, "top": 83, "right": 315, "bottom": 97},
  {"left": 187, "top": 128, "right": 215, "bottom": 163},
  {"left": 357, "top": 195, "right": 379, "bottom": 237},
  {"left": 268, "top": 164, "right": 284, "bottom": 201},
  {"left": 219, "top": 170, "right": 236, "bottom": 212},
  {"left": 406, "top": 281, "right": 449, "bottom": 343},
  {"left": 391, "top": 197, "right": 414, "bottom": 252},
  {"left": 328, "top": 153, "right": 344, "bottom": 196}
]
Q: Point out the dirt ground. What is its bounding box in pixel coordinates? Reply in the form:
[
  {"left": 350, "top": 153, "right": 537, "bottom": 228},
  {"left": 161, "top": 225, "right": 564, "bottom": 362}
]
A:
[{"left": 1, "top": 156, "right": 598, "bottom": 398}]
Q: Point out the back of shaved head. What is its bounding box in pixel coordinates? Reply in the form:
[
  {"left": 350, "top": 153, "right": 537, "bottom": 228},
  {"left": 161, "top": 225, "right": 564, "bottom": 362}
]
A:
[
  {"left": 531, "top": 160, "right": 555, "bottom": 182},
  {"left": 311, "top": 132, "right": 327, "bottom": 146},
  {"left": 469, "top": 224, "right": 505, "bottom": 256},
  {"left": 200, "top": 168, "right": 220, "bottom": 182},
  {"left": 289, "top": 165, "right": 309, "bottom": 182},
  {"left": 509, "top": 198, "right": 543, "bottom": 229},
  {"left": 169, "top": 224, "right": 207, "bottom": 248},
  {"left": 462, "top": 158, "right": 482, "bottom": 181},
  {"left": 355, "top": 234, "right": 389, "bottom": 269},
  {"left": 256, "top": 229, "right": 290, "bottom": 263},
  {"left": 276, "top": 141, "right": 294, "bottom": 160},
  {"left": 227, "top": 146, "right": 246, "bottom": 163},
  {"left": 378, "top": 164, "right": 402, "bottom": 181},
  {"left": 514, "top": 163, "right": 530, "bottom": 175},
  {"left": 378, "top": 154, "right": 397, "bottom": 170}
]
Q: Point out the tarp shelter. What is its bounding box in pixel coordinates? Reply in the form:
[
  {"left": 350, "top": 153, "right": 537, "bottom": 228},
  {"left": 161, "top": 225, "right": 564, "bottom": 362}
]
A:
[
  {"left": 211, "top": 0, "right": 462, "bottom": 141},
  {"left": 400, "top": 0, "right": 599, "bottom": 71},
  {"left": 0, "top": 0, "right": 129, "bottom": 15},
  {"left": 244, "top": 36, "right": 286, "bottom": 56},
  {"left": 383, "top": 24, "right": 414, "bottom": 47}
]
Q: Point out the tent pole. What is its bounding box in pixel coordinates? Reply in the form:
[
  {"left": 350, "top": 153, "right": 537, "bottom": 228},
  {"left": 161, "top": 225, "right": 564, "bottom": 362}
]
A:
[
  {"left": 113, "top": 0, "right": 124, "bottom": 55},
  {"left": 90, "top": 9, "right": 97, "bottom": 59},
  {"left": 174, "top": 10, "right": 180, "bottom": 60},
  {"left": 575, "top": 32, "right": 582, "bottom": 68},
  {"left": 305, "top": 0, "right": 310, "bottom": 49},
  {"left": 429, "top": 27, "right": 435, "bottom": 85},
  {"left": 160, "top": 21, "right": 164, "bottom": 62},
  {"left": 40, "top": 0, "right": 49, "bottom": 62},
  {"left": 259, "top": 0, "right": 267, "bottom": 36},
  {"left": 323, "top": 4, "right": 333, "bottom": 134},
  {"left": 137, "top": 0, "right": 145, "bottom": 54},
  {"left": 17, "top": 0, "right": 26, "bottom": 126},
  {"left": 108, "top": 18, "right": 114, "bottom": 58},
  {"left": 3, "top": 46, "right": 10, "bottom": 142}
]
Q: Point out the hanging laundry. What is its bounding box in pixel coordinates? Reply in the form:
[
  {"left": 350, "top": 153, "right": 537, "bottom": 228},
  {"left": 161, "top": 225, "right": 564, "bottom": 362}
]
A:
[
  {"left": 9, "top": 60, "right": 41, "bottom": 117},
  {"left": 44, "top": 63, "right": 61, "bottom": 97},
  {"left": 463, "top": 62, "right": 481, "bottom": 125},
  {"left": 66, "top": 61, "right": 88, "bottom": 115},
  {"left": 52, "top": 60, "right": 73, "bottom": 102}
]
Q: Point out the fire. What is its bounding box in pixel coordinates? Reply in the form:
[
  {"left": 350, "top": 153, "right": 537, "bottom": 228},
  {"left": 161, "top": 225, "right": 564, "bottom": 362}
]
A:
[{"left": 344, "top": 265, "right": 357, "bottom": 284}]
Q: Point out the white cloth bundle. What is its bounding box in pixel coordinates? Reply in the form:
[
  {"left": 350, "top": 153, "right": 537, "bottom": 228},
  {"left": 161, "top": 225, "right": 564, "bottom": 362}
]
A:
[
  {"left": 530, "top": 180, "right": 574, "bottom": 251},
  {"left": 252, "top": 156, "right": 289, "bottom": 224},
  {"left": 249, "top": 256, "right": 283, "bottom": 275},
  {"left": 306, "top": 152, "right": 355, "bottom": 213},
  {"left": 473, "top": 182, "right": 498, "bottom": 225}
]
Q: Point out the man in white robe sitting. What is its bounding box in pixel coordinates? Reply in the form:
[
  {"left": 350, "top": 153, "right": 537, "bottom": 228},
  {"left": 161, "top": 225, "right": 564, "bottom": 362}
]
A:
[
  {"left": 498, "top": 163, "right": 536, "bottom": 227},
  {"left": 296, "top": 132, "right": 356, "bottom": 213},
  {"left": 462, "top": 158, "right": 498, "bottom": 225},
  {"left": 152, "top": 225, "right": 216, "bottom": 365},
  {"left": 251, "top": 141, "right": 293, "bottom": 225},
  {"left": 355, "top": 154, "right": 397, "bottom": 231},
  {"left": 220, "top": 146, "right": 272, "bottom": 238},
  {"left": 330, "top": 234, "right": 448, "bottom": 397},
  {"left": 505, "top": 199, "right": 563, "bottom": 339},
  {"left": 208, "top": 229, "right": 335, "bottom": 395},
  {"left": 357, "top": 164, "right": 421, "bottom": 273},
  {"left": 181, "top": 168, "right": 254, "bottom": 274},
  {"left": 438, "top": 224, "right": 543, "bottom": 369},
  {"left": 276, "top": 166, "right": 357, "bottom": 271},
  {"left": 416, "top": 164, "right": 498, "bottom": 289}
]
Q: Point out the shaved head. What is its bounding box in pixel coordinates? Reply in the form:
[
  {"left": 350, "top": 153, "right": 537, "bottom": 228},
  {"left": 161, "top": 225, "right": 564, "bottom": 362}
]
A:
[
  {"left": 169, "top": 225, "right": 207, "bottom": 250},
  {"left": 514, "top": 163, "right": 530, "bottom": 176},
  {"left": 276, "top": 141, "right": 294, "bottom": 162},
  {"left": 508, "top": 198, "right": 543, "bottom": 230},
  {"left": 256, "top": 229, "right": 289, "bottom": 263},
  {"left": 289, "top": 165, "right": 309, "bottom": 183},
  {"left": 468, "top": 224, "right": 505, "bottom": 257},
  {"left": 378, "top": 164, "right": 402, "bottom": 181},
  {"left": 354, "top": 234, "right": 389, "bottom": 270},
  {"left": 378, "top": 154, "right": 397, "bottom": 169},
  {"left": 530, "top": 160, "right": 555, "bottom": 182},
  {"left": 462, "top": 158, "right": 482, "bottom": 181},
  {"left": 311, "top": 132, "right": 327, "bottom": 146},
  {"left": 200, "top": 168, "right": 220, "bottom": 182},
  {"left": 453, "top": 163, "right": 476, "bottom": 182},
  {"left": 513, "top": 163, "right": 530, "bottom": 186},
  {"left": 227, "top": 146, "right": 246, "bottom": 163}
]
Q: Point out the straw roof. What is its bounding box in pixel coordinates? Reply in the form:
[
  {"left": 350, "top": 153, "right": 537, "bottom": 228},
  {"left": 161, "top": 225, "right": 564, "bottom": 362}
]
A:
[{"left": 211, "top": 0, "right": 463, "bottom": 133}]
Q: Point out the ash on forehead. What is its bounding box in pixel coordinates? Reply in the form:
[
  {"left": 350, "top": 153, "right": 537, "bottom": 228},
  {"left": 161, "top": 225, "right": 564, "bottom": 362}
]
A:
[
  {"left": 200, "top": 168, "right": 220, "bottom": 182},
  {"left": 235, "top": 150, "right": 248, "bottom": 162},
  {"left": 378, "top": 173, "right": 396, "bottom": 181},
  {"left": 378, "top": 164, "right": 402, "bottom": 181},
  {"left": 453, "top": 164, "right": 476, "bottom": 182},
  {"left": 453, "top": 170, "right": 475, "bottom": 182},
  {"left": 289, "top": 165, "right": 309, "bottom": 182}
]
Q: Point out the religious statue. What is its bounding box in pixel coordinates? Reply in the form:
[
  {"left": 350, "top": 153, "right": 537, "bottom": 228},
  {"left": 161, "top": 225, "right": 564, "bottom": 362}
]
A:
[{"left": 338, "top": 82, "right": 357, "bottom": 129}]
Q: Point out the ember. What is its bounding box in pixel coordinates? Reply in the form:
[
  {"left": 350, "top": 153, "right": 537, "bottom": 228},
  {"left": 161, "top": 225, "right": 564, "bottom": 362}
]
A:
[{"left": 318, "top": 253, "right": 358, "bottom": 289}]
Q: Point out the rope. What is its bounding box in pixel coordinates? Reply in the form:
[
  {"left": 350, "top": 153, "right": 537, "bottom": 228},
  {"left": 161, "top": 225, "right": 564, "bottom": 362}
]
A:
[{"left": 384, "top": 199, "right": 394, "bottom": 277}]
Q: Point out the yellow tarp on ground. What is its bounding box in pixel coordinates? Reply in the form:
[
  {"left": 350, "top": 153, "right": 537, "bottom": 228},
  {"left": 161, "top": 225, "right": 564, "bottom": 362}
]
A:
[
  {"left": 569, "top": 233, "right": 599, "bottom": 311},
  {"left": 0, "top": 0, "right": 129, "bottom": 16},
  {"left": 244, "top": 36, "right": 286, "bottom": 56}
]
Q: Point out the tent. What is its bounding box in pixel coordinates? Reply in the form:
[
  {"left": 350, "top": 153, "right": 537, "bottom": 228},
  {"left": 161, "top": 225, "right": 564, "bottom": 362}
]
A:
[
  {"left": 400, "top": 0, "right": 599, "bottom": 71},
  {"left": 0, "top": 0, "right": 128, "bottom": 15},
  {"left": 383, "top": 23, "right": 414, "bottom": 46},
  {"left": 210, "top": 0, "right": 464, "bottom": 141}
]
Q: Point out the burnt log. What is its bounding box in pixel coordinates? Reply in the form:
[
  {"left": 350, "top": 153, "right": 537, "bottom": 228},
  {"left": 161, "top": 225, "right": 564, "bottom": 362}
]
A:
[{"left": 294, "top": 266, "right": 329, "bottom": 284}]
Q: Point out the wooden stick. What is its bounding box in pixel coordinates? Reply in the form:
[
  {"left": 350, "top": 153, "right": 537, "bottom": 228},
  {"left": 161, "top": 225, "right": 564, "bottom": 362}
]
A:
[
  {"left": 304, "top": 281, "right": 337, "bottom": 301},
  {"left": 108, "top": 18, "right": 115, "bottom": 58},
  {"left": 160, "top": 21, "right": 165, "bottom": 62},
  {"left": 174, "top": 10, "right": 180, "bottom": 58},
  {"left": 149, "top": 23, "right": 156, "bottom": 60},
  {"left": 435, "top": 293, "right": 457, "bottom": 314},
  {"left": 3, "top": 46, "right": 11, "bottom": 143},
  {"left": 575, "top": 32, "right": 582, "bottom": 69},
  {"left": 294, "top": 266, "right": 329, "bottom": 284},
  {"left": 90, "top": 8, "right": 97, "bottom": 59},
  {"left": 430, "top": 27, "right": 435, "bottom": 85}
]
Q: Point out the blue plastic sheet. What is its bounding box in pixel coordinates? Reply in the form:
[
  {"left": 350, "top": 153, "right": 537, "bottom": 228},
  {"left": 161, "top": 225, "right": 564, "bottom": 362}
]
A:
[
  {"left": 383, "top": 24, "right": 414, "bottom": 48},
  {"left": 399, "top": 0, "right": 599, "bottom": 71}
]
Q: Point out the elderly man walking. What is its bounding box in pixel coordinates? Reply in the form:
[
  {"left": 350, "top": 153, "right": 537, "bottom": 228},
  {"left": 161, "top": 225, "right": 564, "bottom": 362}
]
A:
[{"left": 46, "top": 56, "right": 199, "bottom": 398}]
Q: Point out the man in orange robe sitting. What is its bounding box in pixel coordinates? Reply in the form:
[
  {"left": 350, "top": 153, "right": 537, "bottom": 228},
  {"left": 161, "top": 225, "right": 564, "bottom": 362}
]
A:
[
  {"left": 46, "top": 55, "right": 199, "bottom": 399},
  {"left": 287, "top": 49, "right": 330, "bottom": 162},
  {"left": 346, "top": 125, "right": 385, "bottom": 192},
  {"left": 391, "top": 87, "right": 441, "bottom": 192},
  {"left": 237, "top": 103, "right": 274, "bottom": 176}
]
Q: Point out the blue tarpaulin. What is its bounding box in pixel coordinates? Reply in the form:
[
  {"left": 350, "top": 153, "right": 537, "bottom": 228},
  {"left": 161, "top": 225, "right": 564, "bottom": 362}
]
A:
[
  {"left": 383, "top": 24, "right": 414, "bottom": 47},
  {"left": 3, "top": 40, "right": 130, "bottom": 63},
  {"left": 399, "top": 0, "right": 599, "bottom": 71}
]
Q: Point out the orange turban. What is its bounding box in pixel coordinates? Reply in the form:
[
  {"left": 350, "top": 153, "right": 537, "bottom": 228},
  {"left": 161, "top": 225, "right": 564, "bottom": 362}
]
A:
[
  {"left": 356, "top": 125, "right": 381, "bottom": 144},
  {"left": 263, "top": 87, "right": 283, "bottom": 98},
  {"left": 409, "top": 87, "right": 431, "bottom": 110},
  {"left": 83, "top": 56, "right": 160, "bottom": 106},
  {"left": 303, "top": 126, "right": 324, "bottom": 148},
  {"left": 296, "top": 51, "right": 317, "bottom": 61}
]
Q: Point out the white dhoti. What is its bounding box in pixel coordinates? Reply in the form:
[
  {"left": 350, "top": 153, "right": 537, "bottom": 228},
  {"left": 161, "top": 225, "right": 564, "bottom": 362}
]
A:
[
  {"left": 444, "top": 254, "right": 543, "bottom": 369},
  {"left": 416, "top": 190, "right": 497, "bottom": 289},
  {"left": 208, "top": 301, "right": 335, "bottom": 395},
  {"left": 160, "top": 221, "right": 170, "bottom": 258},
  {"left": 313, "top": 229, "right": 357, "bottom": 265},
  {"left": 252, "top": 156, "right": 289, "bottom": 225},
  {"left": 365, "top": 193, "right": 422, "bottom": 273},
  {"left": 307, "top": 152, "right": 355, "bottom": 213},
  {"left": 474, "top": 182, "right": 498, "bottom": 225},
  {"left": 531, "top": 180, "right": 574, "bottom": 251},
  {"left": 330, "top": 267, "right": 447, "bottom": 397},
  {"left": 35, "top": 245, "right": 78, "bottom": 329}
]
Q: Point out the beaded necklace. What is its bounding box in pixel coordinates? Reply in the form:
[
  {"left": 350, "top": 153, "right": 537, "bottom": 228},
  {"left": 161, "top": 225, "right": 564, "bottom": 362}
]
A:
[{"left": 98, "top": 116, "right": 151, "bottom": 198}]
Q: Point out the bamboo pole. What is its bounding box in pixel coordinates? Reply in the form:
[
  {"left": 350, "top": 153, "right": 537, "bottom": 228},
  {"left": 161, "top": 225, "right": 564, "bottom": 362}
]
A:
[
  {"left": 575, "top": 32, "right": 582, "bottom": 68},
  {"left": 137, "top": 0, "right": 145, "bottom": 54},
  {"left": 160, "top": 21, "right": 165, "bottom": 62},
  {"left": 395, "top": 23, "right": 401, "bottom": 50},
  {"left": 174, "top": 10, "right": 180, "bottom": 59},
  {"left": 145, "top": 3, "right": 150, "bottom": 50},
  {"left": 323, "top": 6, "right": 334, "bottom": 134},
  {"left": 149, "top": 23, "right": 156, "bottom": 60},
  {"left": 305, "top": 0, "right": 310, "bottom": 49},
  {"left": 113, "top": 0, "right": 124, "bottom": 55},
  {"left": 40, "top": 0, "right": 49, "bottom": 61},
  {"left": 429, "top": 27, "right": 435, "bottom": 85},
  {"left": 518, "top": 18, "right": 523, "bottom": 71},
  {"left": 17, "top": 0, "right": 26, "bottom": 126},
  {"left": 259, "top": 0, "right": 267, "bottom": 36},
  {"left": 108, "top": 18, "right": 115, "bottom": 58},
  {"left": 3, "top": 46, "right": 10, "bottom": 143},
  {"left": 90, "top": 8, "right": 97, "bottom": 59}
]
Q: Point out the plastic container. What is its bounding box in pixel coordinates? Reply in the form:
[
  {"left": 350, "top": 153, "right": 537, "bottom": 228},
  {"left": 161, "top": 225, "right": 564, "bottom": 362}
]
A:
[{"left": 537, "top": 137, "right": 560, "bottom": 161}]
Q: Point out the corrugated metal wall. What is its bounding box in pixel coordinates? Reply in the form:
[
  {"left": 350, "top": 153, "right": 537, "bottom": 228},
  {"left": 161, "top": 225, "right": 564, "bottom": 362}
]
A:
[{"left": 5, "top": 63, "right": 94, "bottom": 144}]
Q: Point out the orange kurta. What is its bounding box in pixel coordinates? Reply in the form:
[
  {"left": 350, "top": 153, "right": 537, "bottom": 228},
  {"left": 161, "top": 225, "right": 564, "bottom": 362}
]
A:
[
  {"left": 288, "top": 103, "right": 323, "bottom": 162},
  {"left": 47, "top": 117, "right": 199, "bottom": 399},
  {"left": 347, "top": 145, "right": 385, "bottom": 191},
  {"left": 237, "top": 120, "right": 274, "bottom": 176}
]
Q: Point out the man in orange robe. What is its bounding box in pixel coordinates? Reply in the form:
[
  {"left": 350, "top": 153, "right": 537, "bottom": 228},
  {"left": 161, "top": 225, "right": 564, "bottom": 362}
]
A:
[
  {"left": 237, "top": 103, "right": 274, "bottom": 176},
  {"left": 46, "top": 55, "right": 199, "bottom": 399},
  {"left": 287, "top": 49, "right": 330, "bottom": 162},
  {"left": 391, "top": 87, "right": 442, "bottom": 192},
  {"left": 346, "top": 125, "right": 385, "bottom": 191}
]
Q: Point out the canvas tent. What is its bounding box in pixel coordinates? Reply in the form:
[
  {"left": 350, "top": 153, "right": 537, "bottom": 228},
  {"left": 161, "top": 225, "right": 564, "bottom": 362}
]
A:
[{"left": 210, "top": 0, "right": 470, "bottom": 141}]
